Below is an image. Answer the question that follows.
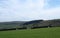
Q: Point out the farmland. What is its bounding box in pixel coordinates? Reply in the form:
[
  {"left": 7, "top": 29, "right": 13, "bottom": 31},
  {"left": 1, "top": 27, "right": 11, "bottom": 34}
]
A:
[{"left": 0, "top": 27, "right": 60, "bottom": 38}]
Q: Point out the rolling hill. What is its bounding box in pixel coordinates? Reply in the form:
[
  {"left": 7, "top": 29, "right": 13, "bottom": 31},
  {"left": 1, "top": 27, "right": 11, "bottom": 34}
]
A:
[{"left": 0, "top": 19, "right": 60, "bottom": 30}]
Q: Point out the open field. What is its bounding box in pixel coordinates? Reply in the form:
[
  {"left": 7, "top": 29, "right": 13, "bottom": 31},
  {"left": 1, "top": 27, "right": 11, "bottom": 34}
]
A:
[{"left": 0, "top": 27, "right": 60, "bottom": 38}]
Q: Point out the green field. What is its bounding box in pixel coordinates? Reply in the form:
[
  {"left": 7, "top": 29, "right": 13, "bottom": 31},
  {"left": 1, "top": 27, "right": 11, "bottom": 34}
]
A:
[{"left": 0, "top": 27, "right": 60, "bottom": 38}]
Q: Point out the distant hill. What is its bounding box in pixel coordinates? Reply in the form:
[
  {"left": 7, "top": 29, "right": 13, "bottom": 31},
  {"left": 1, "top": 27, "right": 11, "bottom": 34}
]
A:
[
  {"left": 0, "top": 19, "right": 60, "bottom": 31},
  {"left": 0, "top": 21, "right": 27, "bottom": 30},
  {"left": 21, "top": 19, "right": 60, "bottom": 29}
]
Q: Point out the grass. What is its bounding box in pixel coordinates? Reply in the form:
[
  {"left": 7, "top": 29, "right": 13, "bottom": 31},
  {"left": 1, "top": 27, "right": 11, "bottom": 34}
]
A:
[{"left": 0, "top": 27, "right": 60, "bottom": 38}]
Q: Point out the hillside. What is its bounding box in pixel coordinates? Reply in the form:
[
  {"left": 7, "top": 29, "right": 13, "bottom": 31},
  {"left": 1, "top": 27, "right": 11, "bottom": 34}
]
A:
[
  {"left": 0, "top": 19, "right": 60, "bottom": 30},
  {"left": 0, "top": 21, "right": 27, "bottom": 30},
  {"left": 21, "top": 19, "right": 60, "bottom": 29}
]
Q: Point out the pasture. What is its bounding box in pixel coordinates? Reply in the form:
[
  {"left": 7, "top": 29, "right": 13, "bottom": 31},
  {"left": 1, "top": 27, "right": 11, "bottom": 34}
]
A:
[{"left": 0, "top": 27, "right": 60, "bottom": 38}]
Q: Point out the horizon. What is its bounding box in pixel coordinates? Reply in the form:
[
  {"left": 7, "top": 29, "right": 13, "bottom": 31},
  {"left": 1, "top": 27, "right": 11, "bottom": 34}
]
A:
[{"left": 0, "top": 18, "right": 60, "bottom": 22}]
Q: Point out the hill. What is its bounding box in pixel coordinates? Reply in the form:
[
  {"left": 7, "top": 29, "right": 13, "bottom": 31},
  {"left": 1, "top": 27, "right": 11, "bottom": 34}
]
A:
[
  {"left": 0, "top": 19, "right": 60, "bottom": 30},
  {"left": 0, "top": 21, "right": 27, "bottom": 30},
  {"left": 21, "top": 19, "right": 60, "bottom": 29}
]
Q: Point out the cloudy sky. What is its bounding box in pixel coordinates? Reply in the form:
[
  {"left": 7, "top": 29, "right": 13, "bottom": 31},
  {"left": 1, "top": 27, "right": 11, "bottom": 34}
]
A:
[{"left": 0, "top": 0, "right": 60, "bottom": 22}]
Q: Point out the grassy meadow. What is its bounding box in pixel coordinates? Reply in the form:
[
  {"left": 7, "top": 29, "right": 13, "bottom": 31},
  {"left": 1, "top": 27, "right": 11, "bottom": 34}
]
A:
[{"left": 0, "top": 27, "right": 60, "bottom": 38}]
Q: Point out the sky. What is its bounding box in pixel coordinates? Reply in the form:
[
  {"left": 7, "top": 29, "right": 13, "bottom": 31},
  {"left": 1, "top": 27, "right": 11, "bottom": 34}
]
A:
[{"left": 0, "top": 0, "right": 60, "bottom": 22}]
